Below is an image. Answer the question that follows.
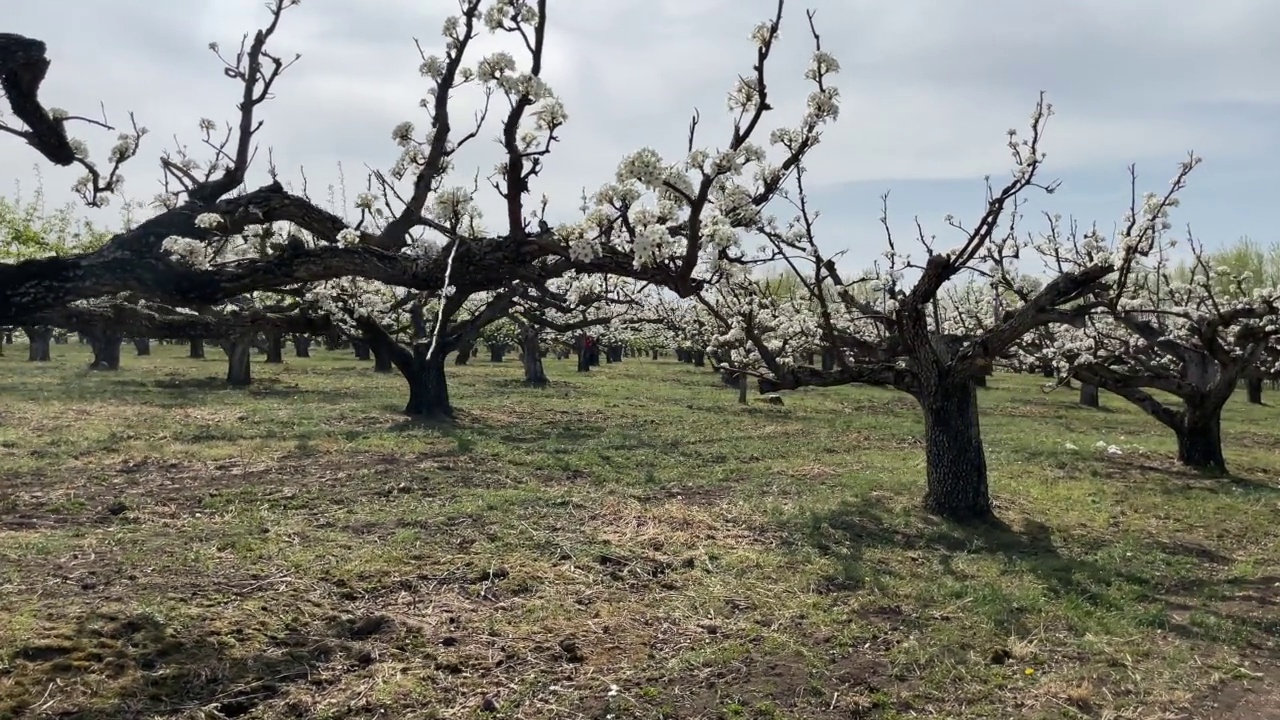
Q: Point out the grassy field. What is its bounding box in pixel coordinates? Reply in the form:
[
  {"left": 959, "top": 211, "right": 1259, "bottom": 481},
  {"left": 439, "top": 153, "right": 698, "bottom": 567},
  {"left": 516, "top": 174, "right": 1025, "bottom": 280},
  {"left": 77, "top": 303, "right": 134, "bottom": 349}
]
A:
[{"left": 0, "top": 342, "right": 1277, "bottom": 719}]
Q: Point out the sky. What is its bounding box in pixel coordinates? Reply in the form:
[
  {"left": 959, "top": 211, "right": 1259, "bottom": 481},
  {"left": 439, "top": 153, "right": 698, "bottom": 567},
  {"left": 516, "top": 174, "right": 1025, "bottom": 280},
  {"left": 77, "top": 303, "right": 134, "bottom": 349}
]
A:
[{"left": 4, "top": 0, "right": 1278, "bottom": 272}]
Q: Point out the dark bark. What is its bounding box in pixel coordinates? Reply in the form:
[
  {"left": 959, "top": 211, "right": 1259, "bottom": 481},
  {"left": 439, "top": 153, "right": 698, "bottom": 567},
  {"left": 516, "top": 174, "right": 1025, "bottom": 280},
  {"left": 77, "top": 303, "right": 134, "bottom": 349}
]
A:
[
  {"left": 188, "top": 337, "right": 205, "bottom": 359},
  {"left": 676, "top": 348, "right": 690, "bottom": 363},
  {"left": 692, "top": 350, "right": 705, "bottom": 367},
  {"left": 222, "top": 337, "right": 253, "bottom": 386},
  {"left": 1245, "top": 377, "right": 1263, "bottom": 405},
  {"left": 292, "top": 334, "right": 311, "bottom": 358},
  {"left": 323, "top": 329, "right": 343, "bottom": 351},
  {"left": 132, "top": 337, "right": 150, "bottom": 356},
  {"left": 370, "top": 341, "right": 394, "bottom": 373},
  {"left": 455, "top": 339, "right": 475, "bottom": 365},
  {"left": 403, "top": 347, "right": 452, "bottom": 418},
  {"left": 88, "top": 330, "right": 122, "bottom": 370},
  {"left": 22, "top": 326, "right": 52, "bottom": 361},
  {"left": 651, "top": 349, "right": 659, "bottom": 360},
  {"left": 487, "top": 342, "right": 506, "bottom": 362},
  {"left": 521, "top": 331, "right": 548, "bottom": 386},
  {"left": 352, "top": 340, "right": 372, "bottom": 361},
  {"left": 737, "top": 372, "right": 748, "bottom": 404},
  {"left": 804, "top": 352, "right": 816, "bottom": 366},
  {"left": 1079, "top": 383, "right": 1099, "bottom": 408},
  {"left": 607, "top": 345, "right": 624, "bottom": 363},
  {"left": 1041, "top": 364, "right": 1054, "bottom": 378},
  {"left": 264, "top": 331, "right": 284, "bottom": 364},
  {"left": 821, "top": 348, "right": 837, "bottom": 372},
  {"left": 918, "top": 377, "right": 994, "bottom": 522},
  {"left": 1175, "top": 406, "right": 1227, "bottom": 474}
]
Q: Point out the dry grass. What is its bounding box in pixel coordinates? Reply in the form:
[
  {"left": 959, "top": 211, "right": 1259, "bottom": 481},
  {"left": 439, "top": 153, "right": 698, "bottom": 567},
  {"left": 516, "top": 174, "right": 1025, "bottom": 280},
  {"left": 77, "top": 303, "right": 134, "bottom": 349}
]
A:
[{"left": 1, "top": 341, "right": 1278, "bottom": 719}]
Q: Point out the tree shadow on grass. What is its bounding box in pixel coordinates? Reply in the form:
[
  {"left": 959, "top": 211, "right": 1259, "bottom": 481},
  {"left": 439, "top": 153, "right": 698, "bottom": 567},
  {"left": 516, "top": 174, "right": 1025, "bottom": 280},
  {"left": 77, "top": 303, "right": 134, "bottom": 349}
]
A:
[
  {"left": 2, "top": 609, "right": 352, "bottom": 719},
  {"left": 786, "top": 495, "right": 1279, "bottom": 660}
]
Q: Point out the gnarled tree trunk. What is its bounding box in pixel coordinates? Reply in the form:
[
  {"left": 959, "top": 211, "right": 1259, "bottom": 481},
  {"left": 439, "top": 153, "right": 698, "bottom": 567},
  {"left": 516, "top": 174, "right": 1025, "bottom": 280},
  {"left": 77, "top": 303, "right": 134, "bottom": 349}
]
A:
[
  {"left": 88, "top": 330, "right": 122, "bottom": 370},
  {"left": 369, "top": 339, "right": 394, "bottom": 373},
  {"left": 403, "top": 347, "right": 452, "bottom": 418},
  {"left": 521, "top": 330, "right": 548, "bottom": 386},
  {"left": 222, "top": 336, "right": 253, "bottom": 386},
  {"left": 1079, "top": 383, "right": 1099, "bottom": 408},
  {"left": 264, "top": 331, "right": 284, "bottom": 364},
  {"left": 455, "top": 338, "right": 475, "bottom": 365},
  {"left": 1174, "top": 404, "right": 1227, "bottom": 474},
  {"left": 22, "top": 326, "right": 52, "bottom": 361},
  {"left": 917, "top": 377, "right": 993, "bottom": 522},
  {"left": 352, "top": 340, "right": 372, "bottom": 361}
]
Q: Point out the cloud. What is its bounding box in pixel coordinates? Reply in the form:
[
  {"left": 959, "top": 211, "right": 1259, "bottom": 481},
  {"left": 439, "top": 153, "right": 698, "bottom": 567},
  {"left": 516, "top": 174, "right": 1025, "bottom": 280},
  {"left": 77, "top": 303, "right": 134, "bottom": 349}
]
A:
[{"left": 3, "top": 0, "right": 1275, "bottom": 266}]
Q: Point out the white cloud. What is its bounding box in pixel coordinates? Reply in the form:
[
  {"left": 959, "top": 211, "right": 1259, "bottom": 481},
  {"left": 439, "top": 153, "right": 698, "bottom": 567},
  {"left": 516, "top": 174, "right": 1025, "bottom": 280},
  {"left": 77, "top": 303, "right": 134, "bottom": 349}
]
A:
[{"left": 2, "top": 0, "right": 1275, "bottom": 250}]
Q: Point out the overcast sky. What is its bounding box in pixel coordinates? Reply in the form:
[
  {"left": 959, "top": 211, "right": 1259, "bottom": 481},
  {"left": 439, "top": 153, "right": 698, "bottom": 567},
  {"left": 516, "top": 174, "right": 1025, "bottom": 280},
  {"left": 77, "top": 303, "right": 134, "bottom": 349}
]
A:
[{"left": 4, "top": 0, "right": 1277, "bottom": 268}]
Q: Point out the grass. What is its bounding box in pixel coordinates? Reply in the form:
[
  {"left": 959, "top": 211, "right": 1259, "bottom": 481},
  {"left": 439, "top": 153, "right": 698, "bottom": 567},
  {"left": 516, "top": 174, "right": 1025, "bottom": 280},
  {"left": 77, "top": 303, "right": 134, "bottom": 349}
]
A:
[{"left": 0, "top": 341, "right": 1277, "bottom": 719}]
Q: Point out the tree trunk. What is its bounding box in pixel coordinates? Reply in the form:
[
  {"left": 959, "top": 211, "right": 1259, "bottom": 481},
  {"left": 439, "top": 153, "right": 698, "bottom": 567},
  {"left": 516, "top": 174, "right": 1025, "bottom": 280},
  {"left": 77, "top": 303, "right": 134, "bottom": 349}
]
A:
[
  {"left": 488, "top": 343, "right": 506, "bottom": 362},
  {"left": 455, "top": 339, "right": 475, "bottom": 365},
  {"left": 1175, "top": 407, "right": 1227, "bottom": 474},
  {"left": 293, "top": 335, "right": 311, "bottom": 358},
  {"left": 522, "top": 332, "right": 548, "bottom": 386},
  {"left": 651, "top": 349, "right": 660, "bottom": 360},
  {"left": 607, "top": 345, "right": 624, "bottom": 363},
  {"left": 1244, "top": 377, "right": 1263, "bottom": 405},
  {"left": 403, "top": 347, "right": 452, "bottom": 418},
  {"left": 22, "top": 326, "right": 52, "bottom": 361},
  {"left": 353, "top": 340, "right": 372, "bottom": 361},
  {"left": 737, "top": 372, "right": 748, "bottom": 404},
  {"left": 189, "top": 338, "right": 205, "bottom": 359},
  {"left": 821, "top": 348, "right": 837, "bottom": 372},
  {"left": 222, "top": 337, "right": 253, "bottom": 386},
  {"left": 264, "top": 331, "right": 284, "bottom": 364},
  {"left": 576, "top": 340, "right": 592, "bottom": 373},
  {"left": 1079, "top": 383, "right": 1099, "bottom": 408},
  {"left": 692, "top": 350, "right": 705, "bottom": 368},
  {"left": 1041, "top": 364, "right": 1054, "bottom": 378},
  {"left": 88, "top": 331, "right": 123, "bottom": 370},
  {"left": 133, "top": 337, "right": 151, "bottom": 356},
  {"left": 804, "top": 352, "right": 816, "bottom": 366},
  {"left": 918, "top": 378, "right": 994, "bottom": 522},
  {"left": 371, "top": 342, "right": 394, "bottom": 373}
]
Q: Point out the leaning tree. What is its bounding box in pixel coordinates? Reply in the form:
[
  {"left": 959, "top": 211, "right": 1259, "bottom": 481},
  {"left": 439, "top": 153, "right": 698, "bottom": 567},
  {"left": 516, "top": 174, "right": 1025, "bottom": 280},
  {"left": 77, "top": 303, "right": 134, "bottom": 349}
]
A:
[
  {"left": 1025, "top": 229, "right": 1280, "bottom": 474},
  {"left": 704, "top": 106, "right": 1201, "bottom": 521}
]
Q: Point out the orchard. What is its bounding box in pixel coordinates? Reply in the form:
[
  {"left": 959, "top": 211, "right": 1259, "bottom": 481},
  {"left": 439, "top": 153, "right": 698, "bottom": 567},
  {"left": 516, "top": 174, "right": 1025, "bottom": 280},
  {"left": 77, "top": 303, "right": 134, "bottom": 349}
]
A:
[{"left": 2, "top": 1, "right": 1278, "bottom": 717}]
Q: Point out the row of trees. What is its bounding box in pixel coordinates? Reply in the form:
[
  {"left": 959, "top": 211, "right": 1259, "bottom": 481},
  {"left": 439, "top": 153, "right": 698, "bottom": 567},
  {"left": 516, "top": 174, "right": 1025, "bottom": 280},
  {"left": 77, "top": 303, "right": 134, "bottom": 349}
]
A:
[{"left": 2, "top": 0, "right": 1276, "bottom": 523}]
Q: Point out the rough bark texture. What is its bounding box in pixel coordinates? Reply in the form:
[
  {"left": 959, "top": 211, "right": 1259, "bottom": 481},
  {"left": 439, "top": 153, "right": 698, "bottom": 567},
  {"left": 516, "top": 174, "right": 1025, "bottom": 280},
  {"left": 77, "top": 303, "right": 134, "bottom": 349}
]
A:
[
  {"left": 22, "top": 326, "right": 52, "bottom": 361},
  {"left": 1079, "top": 383, "right": 1099, "bottom": 408},
  {"left": 918, "top": 378, "right": 994, "bottom": 522},
  {"left": 1176, "top": 407, "right": 1227, "bottom": 474},
  {"left": 88, "top": 331, "right": 122, "bottom": 370},
  {"left": 189, "top": 338, "right": 205, "bottom": 359},
  {"left": 404, "top": 348, "right": 452, "bottom": 418},
  {"left": 521, "top": 332, "right": 548, "bottom": 386},
  {"left": 292, "top": 334, "right": 310, "bottom": 358},
  {"left": 222, "top": 337, "right": 253, "bottom": 387}
]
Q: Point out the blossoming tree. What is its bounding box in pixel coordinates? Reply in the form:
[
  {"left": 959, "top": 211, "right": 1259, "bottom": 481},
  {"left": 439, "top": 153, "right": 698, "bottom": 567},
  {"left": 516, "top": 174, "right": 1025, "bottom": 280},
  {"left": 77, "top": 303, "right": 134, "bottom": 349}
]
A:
[
  {"left": 706, "top": 115, "right": 1200, "bottom": 521},
  {"left": 1026, "top": 231, "right": 1280, "bottom": 474}
]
